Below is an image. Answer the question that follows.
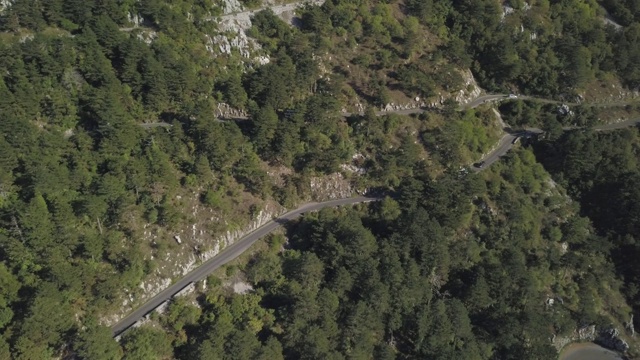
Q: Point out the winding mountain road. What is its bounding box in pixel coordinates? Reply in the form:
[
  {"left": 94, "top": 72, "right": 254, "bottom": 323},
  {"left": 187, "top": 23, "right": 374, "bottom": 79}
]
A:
[
  {"left": 471, "top": 133, "right": 519, "bottom": 172},
  {"left": 139, "top": 96, "right": 495, "bottom": 127},
  {"left": 593, "top": 118, "right": 640, "bottom": 131},
  {"left": 341, "top": 94, "right": 508, "bottom": 118},
  {"left": 472, "top": 113, "right": 640, "bottom": 171},
  {"left": 138, "top": 93, "right": 640, "bottom": 172},
  {"left": 116, "top": 0, "right": 635, "bottom": 339},
  {"left": 204, "top": 0, "right": 325, "bottom": 30},
  {"left": 463, "top": 94, "right": 511, "bottom": 109},
  {"left": 124, "top": 93, "right": 640, "bottom": 336},
  {"left": 111, "top": 196, "right": 379, "bottom": 337}
]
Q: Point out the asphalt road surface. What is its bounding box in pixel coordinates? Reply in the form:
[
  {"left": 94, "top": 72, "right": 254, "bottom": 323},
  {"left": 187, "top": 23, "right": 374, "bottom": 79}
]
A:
[
  {"left": 473, "top": 118, "right": 640, "bottom": 172},
  {"left": 128, "top": 94, "right": 640, "bottom": 335},
  {"left": 462, "top": 94, "right": 509, "bottom": 109},
  {"left": 471, "top": 133, "right": 518, "bottom": 172},
  {"left": 111, "top": 196, "right": 379, "bottom": 337},
  {"left": 145, "top": 94, "right": 501, "bottom": 126},
  {"left": 593, "top": 118, "right": 640, "bottom": 131}
]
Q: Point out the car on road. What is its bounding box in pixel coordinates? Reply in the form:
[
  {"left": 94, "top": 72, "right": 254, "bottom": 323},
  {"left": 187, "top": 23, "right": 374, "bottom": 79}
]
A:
[
  {"left": 508, "top": 94, "right": 518, "bottom": 99},
  {"left": 474, "top": 161, "right": 485, "bottom": 168}
]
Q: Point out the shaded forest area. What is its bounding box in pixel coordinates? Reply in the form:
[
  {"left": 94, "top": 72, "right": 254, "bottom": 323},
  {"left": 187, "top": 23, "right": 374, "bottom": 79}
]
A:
[
  {"left": 535, "top": 127, "right": 640, "bottom": 336},
  {"left": 600, "top": 0, "right": 640, "bottom": 26}
]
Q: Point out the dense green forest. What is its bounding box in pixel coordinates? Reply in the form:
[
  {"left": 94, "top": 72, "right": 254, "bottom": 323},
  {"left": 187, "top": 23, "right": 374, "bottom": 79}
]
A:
[
  {"left": 114, "top": 149, "right": 628, "bottom": 359},
  {"left": 535, "top": 127, "right": 640, "bottom": 337},
  {"left": 1, "top": 0, "right": 640, "bottom": 358},
  {"left": 600, "top": 0, "right": 640, "bottom": 26}
]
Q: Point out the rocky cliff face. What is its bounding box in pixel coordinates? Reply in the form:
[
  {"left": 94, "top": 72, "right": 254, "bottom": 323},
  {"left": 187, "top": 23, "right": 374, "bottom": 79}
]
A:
[
  {"left": 102, "top": 198, "right": 285, "bottom": 327},
  {"left": 553, "top": 325, "right": 596, "bottom": 350},
  {"left": 453, "top": 69, "right": 484, "bottom": 105},
  {"left": 309, "top": 173, "right": 353, "bottom": 201},
  {"left": 597, "top": 328, "right": 630, "bottom": 353},
  {"left": 382, "top": 68, "right": 484, "bottom": 111},
  {"left": 553, "top": 325, "right": 630, "bottom": 354},
  {"left": 208, "top": 0, "right": 326, "bottom": 61},
  {"left": 215, "top": 102, "right": 249, "bottom": 119},
  {"left": 0, "top": 0, "right": 11, "bottom": 14},
  {"left": 627, "top": 314, "right": 635, "bottom": 337}
]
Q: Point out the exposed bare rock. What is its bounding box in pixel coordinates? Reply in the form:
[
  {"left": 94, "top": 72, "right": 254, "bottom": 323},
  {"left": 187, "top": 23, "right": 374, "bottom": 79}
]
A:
[
  {"left": 553, "top": 325, "right": 596, "bottom": 350},
  {"left": 454, "top": 69, "right": 483, "bottom": 105},
  {"left": 600, "top": 5, "right": 623, "bottom": 30},
  {"left": 381, "top": 101, "right": 426, "bottom": 112},
  {"left": 0, "top": 0, "right": 12, "bottom": 14},
  {"left": 210, "top": 30, "right": 259, "bottom": 58},
  {"left": 215, "top": 102, "right": 249, "bottom": 119},
  {"left": 63, "top": 128, "right": 75, "bottom": 139},
  {"left": 62, "top": 68, "right": 85, "bottom": 91},
  {"left": 136, "top": 30, "right": 157, "bottom": 45},
  {"left": 130, "top": 316, "right": 151, "bottom": 330},
  {"left": 19, "top": 34, "right": 34, "bottom": 43},
  {"left": 501, "top": 2, "right": 531, "bottom": 20},
  {"left": 176, "top": 283, "right": 196, "bottom": 297},
  {"left": 597, "top": 327, "right": 630, "bottom": 352},
  {"left": 420, "top": 69, "right": 482, "bottom": 109},
  {"left": 198, "top": 243, "right": 221, "bottom": 265},
  {"left": 138, "top": 277, "right": 172, "bottom": 298},
  {"left": 127, "top": 12, "right": 143, "bottom": 27},
  {"left": 492, "top": 108, "right": 508, "bottom": 129},
  {"left": 228, "top": 280, "right": 253, "bottom": 294},
  {"left": 155, "top": 300, "right": 170, "bottom": 315},
  {"left": 215, "top": 0, "right": 326, "bottom": 30},
  {"left": 340, "top": 164, "right": 366, "bottom": 175},
  {"left": 310, "top": 173, "right": 353, "bottom": 200},
  {"left": 255, "top": 55, "right": 270, "bottom": 65},
  {"left": 214, "top": 208, "right": 279, "bottom": 250},
  {"left": 558, "top": 104, "right": 574, "bottom": 117},
  {"left": 221, "top": 0, "right": 245, "bottom": 14},
  {"left": 204, "top": 1, "right": 326, "bottom": 65},
  {"left": 102, "top": 198, "right": 284, "bottom": 327},
  {"left": 207, "top": 1, "right": 327, "bottom": 59},
  {"left": 478, "top": 199, "right": 498, "bottom": 217},
  {"left": 553, "top": 325, "right": 631, "bottom": 354},
  {"left": 502, "top": 5, "right": 515, "bottom": 20}
]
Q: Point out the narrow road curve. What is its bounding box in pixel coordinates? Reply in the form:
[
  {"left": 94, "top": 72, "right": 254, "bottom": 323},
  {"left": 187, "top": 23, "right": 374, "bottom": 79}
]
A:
[
  {"left": 111, "top": 196, "right": 379, "bottom": 337},
  {"left": 138, "top": 93, "right": 640, "bottom": 170},
  {"left": 471, "top": 133, "right": 518, "bottom": 173},
  {"left": 340, "top": 94, "right": 505, "bottom": 117},
  {"left": 593, "top": 118, "right": 640, "bottom": 131},
  {"left": 126, "top": 96, "right": 640, "bottom": 334},
  {"left": 473, "top": 116, "right": 640, "bottom": 171},
  {"left": 139, "top": 93, "right": 639, "bottom": 129},
  {"left": 463, "top": 94, "right": 509, "bottom": 109}
]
